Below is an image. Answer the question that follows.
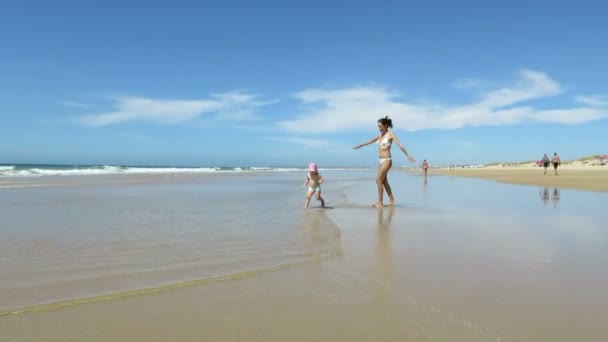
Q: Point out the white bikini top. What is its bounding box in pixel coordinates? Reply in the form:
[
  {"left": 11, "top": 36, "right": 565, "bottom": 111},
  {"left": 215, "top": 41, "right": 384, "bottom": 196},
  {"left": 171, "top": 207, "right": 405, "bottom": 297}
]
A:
[{"left": 377, "top": 134, "right": 391, "bottom": 147}]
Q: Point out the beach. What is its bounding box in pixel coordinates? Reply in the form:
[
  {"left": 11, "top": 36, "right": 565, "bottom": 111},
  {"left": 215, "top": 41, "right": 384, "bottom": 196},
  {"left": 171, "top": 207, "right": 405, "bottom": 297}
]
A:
[
  {"left": 1, "top": 169, "right": 607, "bottom": 341},
  {"left": 430, "top": 165, "right": 608, "bottom": 192}
]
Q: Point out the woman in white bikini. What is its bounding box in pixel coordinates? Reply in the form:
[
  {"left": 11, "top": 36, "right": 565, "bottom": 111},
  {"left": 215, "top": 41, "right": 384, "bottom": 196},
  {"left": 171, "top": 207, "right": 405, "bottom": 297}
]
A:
[{"left": 353, "top": 116, "right": 416, "bottom": 208}]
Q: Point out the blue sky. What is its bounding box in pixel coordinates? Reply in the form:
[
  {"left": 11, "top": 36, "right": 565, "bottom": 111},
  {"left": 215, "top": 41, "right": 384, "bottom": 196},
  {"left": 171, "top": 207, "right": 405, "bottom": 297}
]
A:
[{"left": 1, "top": 0, "right": 607, "bottom": 167}]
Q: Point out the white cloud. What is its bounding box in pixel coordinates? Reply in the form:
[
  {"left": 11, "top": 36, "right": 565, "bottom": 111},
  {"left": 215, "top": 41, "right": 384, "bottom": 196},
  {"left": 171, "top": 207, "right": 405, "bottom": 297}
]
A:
[
  {"left": 73, "top": 71, "right": 606, "bottom": 132},
  {"left": 119, "top": 133, "right": 158, "bottom": 143},
  {"left": 476, "top": 69, "right": 561, "bottom": 108},
  {"left": 279, "top": 70, "right": 605, "bottom": 133},
  {"left": 451, "top": 141, "right": 478, "bottom": 148},
  {"left": 78, "top": 92, "right": 271, "bottom": 127},
  {"left": 264, "top": 136, "right": 330, "bottom": 148},
  {"left": 575, "top": 95, "right": 608, "bottom": 107},
  {"left": 531, "top": 108, "right": 605, "bottom": 123},
  {"left": 451, "top": 78, "right": 493, "bottom": 90},
  {"left": 57, "top": 100, "right": 95, "bottom": 109}
]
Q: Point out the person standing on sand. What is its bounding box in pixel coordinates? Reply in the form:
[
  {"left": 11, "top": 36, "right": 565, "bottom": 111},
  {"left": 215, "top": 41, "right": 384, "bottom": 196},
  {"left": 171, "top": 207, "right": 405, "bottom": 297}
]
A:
[
  {"left": 422, "top": 159, "right": 429, "bottom": 179},
  {"left": 353, "top": 116, "right": 416, "bottom": 208},
  {"left": 542, "top": 153, "right": 550, "bottom": 175},
  {"left": 302, "top": 162, "right": 325, "bottom": 208},
  {"left": 552, "top": 153, "right": 561, "bottom": 175}
]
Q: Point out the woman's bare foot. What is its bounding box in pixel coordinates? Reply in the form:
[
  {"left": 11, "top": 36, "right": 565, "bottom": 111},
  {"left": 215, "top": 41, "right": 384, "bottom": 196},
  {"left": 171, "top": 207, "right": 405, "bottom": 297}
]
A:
[
  {"left": 385, "top": 201, "right": 395, "bottom": 207},
  {"left": 372, "top": 202, "right": 383, "bottom": 208}
]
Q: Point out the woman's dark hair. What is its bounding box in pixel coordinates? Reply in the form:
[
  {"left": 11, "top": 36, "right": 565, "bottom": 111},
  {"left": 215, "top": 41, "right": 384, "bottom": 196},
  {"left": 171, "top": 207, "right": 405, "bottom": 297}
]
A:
[{"left": 378, "top": 116, "right": 393, "bottom": 129}]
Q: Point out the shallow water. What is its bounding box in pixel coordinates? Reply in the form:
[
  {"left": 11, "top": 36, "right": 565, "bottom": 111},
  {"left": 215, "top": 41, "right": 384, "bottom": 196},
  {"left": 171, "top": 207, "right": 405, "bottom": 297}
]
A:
[{"left": 1, "top": 170, "right": 607, "bottom": 341}]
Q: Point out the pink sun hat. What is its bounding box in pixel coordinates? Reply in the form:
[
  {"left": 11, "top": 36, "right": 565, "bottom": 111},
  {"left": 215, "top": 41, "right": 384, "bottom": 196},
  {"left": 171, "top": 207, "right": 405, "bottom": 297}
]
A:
[{"left": 308, "top": 162, "right": 318, "bottom": 172}]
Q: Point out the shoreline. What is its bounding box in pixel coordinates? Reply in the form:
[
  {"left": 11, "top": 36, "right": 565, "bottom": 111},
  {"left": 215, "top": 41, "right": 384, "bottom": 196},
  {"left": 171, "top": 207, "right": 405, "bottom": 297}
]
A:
[{"left": 418, "top": 167, "right": 608, "bottom": 192}]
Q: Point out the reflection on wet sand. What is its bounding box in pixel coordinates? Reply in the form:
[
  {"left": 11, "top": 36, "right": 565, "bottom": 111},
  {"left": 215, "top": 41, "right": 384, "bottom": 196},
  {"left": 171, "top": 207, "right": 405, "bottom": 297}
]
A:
[
  {"left": 551, "top": 188, "right": 560, "bottom": 208},
  {"left": 540, "top": 187, "right": 561, "bottom": 208},
  {"left": 540, "top": 187, "right": 550, "bottom": 207},
  {"left": 374, "top": 206, "right": 396, "bottom": 308},
  {"left": 303, "top": 209, "right": 343, "bottom": 260}
]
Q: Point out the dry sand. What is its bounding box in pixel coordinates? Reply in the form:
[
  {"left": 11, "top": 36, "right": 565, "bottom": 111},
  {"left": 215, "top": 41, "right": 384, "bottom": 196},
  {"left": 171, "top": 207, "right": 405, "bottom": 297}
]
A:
[{"left": 429, "top": 165, "right": 608, "bottom": 192}]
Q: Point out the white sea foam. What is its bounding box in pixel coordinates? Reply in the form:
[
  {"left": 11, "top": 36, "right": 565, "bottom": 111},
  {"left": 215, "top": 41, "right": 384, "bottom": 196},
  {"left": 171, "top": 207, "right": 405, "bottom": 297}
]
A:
[
  {"left": 0, "top": 165, "right": 316, "bottom": 177},
  {"left": 120, "top": 167, "right": 220, "bottom": 174},
  {"left": 0, "top": 164, "right": 372, "bottom": 177}
]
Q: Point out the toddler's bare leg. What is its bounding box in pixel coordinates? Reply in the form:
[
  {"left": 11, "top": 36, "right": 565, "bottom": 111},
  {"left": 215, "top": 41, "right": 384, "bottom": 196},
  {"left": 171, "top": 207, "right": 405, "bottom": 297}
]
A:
[
  {"left": 316, "top": 191, "right": 325, "bottom": 207},
  {"left": 304, "top": 188, "right": 314, "bottom": 208}
]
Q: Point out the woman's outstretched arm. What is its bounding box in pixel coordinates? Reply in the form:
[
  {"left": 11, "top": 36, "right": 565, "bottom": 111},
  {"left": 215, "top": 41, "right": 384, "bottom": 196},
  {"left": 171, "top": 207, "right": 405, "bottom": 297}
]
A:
[
  {"left": 353, "top": 136, "right": 378, "bottom": 149},
  {"left": 391, "top": 133, "right": 416, "bottom": 162}
]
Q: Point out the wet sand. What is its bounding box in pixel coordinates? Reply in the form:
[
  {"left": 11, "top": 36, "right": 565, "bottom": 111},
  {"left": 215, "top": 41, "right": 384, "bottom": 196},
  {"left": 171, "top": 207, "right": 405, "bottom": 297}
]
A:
[
  {"left": 1, "top": 171, "right": 607, "bottom": 341},
  {"left": 429, "top": 167, "right": 608, "bottom": 192}
]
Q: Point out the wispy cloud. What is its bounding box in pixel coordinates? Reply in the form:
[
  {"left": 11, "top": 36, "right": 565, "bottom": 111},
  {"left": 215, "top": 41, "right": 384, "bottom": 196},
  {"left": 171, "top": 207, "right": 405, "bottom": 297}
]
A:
[
  {"left": 119, "top": 133, "right": 158, "bottom": 142},
  {"left": 57, "top": 100, "right": 95, "bottom": 109},
  {"left": 476, "top": 70, "right": 561, "bottom": 107},
  {"left": 451, "top": 78, "right": 493, "bottom": 90},
  {"left": 78, "top": 92, "right": 273, "bottom": 127},
  {"left": 452, "top": 141, "right": 478, "bottom": 148},
  {"left": 575, "top": 95, "right": 608, "bottom": 107},
  {"left": 278, "top": 70, "right": 606, "bottom": 133},
  {"left": 73, "top": 70, "right": 606, "bottom": 132},
  {"left": 263, "top": 137, "right": 357, "bottom": 156},
  {"left": 263, "top": 136, "right": 330, "bottom": 148}
]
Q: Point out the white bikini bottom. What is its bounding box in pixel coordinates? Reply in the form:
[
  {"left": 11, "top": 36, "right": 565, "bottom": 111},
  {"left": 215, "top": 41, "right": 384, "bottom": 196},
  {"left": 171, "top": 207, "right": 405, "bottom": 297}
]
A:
[{"left": 379, "top": 158, "right": 392, "bottom": 164}]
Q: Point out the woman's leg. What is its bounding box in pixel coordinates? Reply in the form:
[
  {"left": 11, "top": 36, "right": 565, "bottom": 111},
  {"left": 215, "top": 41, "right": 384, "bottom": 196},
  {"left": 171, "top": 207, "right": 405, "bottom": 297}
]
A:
[
  {"left": 383, "top": 175, "right": 395, "bottom": 207},
  {"left": 374, "top": 160, "right": 392, "bottom": 207}
]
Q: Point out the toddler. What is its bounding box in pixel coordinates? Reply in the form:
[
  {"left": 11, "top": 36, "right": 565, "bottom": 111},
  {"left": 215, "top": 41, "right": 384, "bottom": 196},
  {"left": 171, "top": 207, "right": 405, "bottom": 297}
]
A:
[{"left": 302, "top": 162, "right": 325, "bottom": 208}]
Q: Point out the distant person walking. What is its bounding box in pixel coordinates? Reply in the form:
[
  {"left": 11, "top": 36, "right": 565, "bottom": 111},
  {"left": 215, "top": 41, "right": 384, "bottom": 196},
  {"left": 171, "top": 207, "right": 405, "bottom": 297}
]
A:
[
  {"left": 421, "top": 159, "right": 429, "bottom": 179},
  {"left": 353, "top": 116, "right": 416, "bottom": 208},
  {"left": 552, "top": 153, "right": 561, "bottom": 175},
  {"left": 542, "top": 153, "right": 550, "bottom": 175}
]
